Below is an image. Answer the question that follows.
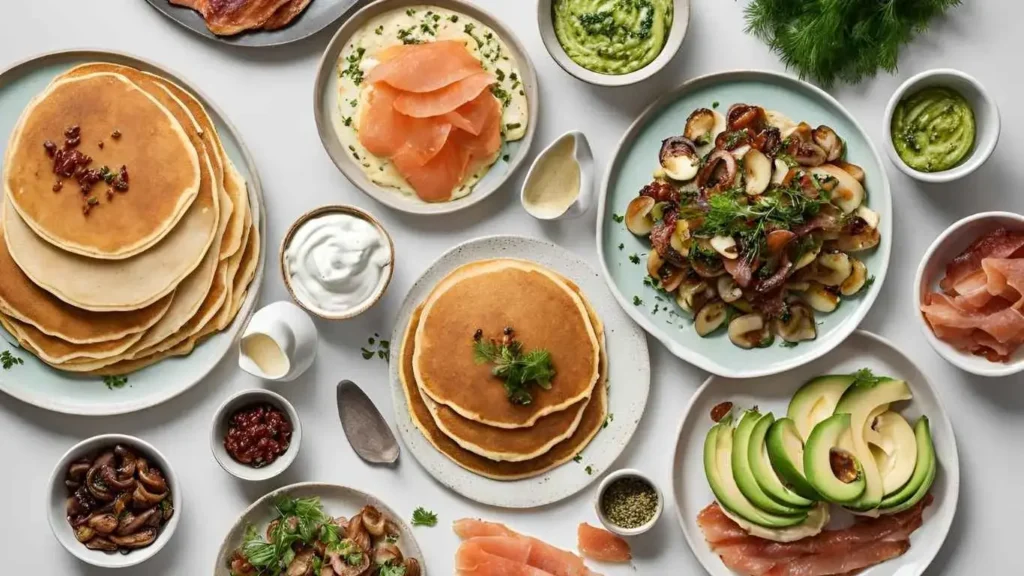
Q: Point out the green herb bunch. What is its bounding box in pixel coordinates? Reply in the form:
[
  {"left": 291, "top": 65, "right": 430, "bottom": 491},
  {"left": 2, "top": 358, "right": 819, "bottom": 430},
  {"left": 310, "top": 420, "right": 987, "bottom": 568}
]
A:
[
  {"left": 473, "top": 329, "right": 556, "bottom": 405},
  {"left": 239, "top": 496, "right": 340, "bottom": 576},
  {"left": 744, "top": 0, "right": 962, "bottom": 86}
]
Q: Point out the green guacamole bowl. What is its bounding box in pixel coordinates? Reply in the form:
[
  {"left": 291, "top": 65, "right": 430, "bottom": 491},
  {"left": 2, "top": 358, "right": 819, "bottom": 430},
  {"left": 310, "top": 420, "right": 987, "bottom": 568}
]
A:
[{"left": 596, "top": 70, "right": 892, "bottom": 378}]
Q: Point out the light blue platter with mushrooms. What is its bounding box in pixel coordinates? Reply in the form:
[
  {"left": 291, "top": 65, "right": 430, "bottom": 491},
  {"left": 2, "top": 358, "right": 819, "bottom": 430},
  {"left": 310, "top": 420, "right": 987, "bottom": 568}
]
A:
[{"left": 596, "top": 70, "right": 892, "bottom": 379}]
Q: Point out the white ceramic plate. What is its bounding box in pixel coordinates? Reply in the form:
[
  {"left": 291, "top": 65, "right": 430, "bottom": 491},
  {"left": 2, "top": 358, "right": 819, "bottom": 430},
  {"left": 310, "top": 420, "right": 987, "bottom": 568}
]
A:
[
  {"left": 0, "top": 50, "right": 266, "bottom": 416},
  {"left": 671, "top": 331, "right": 959, "bottom": 576},
  {"left": 596, "top": 70, "right": 893, "bottom": 378},
  {"left": 314, "top": 0, "right": 539, "bottom": 215},
  {"left": 389, "top": 235, "right": 650, "bottom": 508},
  {"left": 213, "top": 482, "right": 425, "bottom": 575}
]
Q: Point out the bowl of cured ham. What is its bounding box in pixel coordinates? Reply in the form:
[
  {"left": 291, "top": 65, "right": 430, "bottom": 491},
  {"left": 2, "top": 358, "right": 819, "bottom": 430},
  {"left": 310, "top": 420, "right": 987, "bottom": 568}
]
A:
[{"left": 915, "top": 211, "right": 1024, "bottom": 377}]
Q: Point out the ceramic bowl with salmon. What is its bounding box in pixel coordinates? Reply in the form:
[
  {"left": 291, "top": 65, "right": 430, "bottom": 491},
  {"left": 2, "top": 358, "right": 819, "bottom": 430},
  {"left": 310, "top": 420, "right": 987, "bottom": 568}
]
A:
[
  {"left": 315, "top": 0, "right": 538, "bottom": 215},
  {"left": 597, "top": 70, "right": 892, "bottom": 378},
  {"left": 672, "top": 331, "right": 959, "bottom": 576}
]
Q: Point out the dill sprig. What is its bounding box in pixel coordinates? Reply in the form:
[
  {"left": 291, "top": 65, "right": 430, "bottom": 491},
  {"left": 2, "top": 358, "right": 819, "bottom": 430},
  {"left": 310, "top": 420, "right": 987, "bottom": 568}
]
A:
[
  {"left": 239, "top": 496, "right": 339, "bottom": 576},
  {"left": 744, "top": 0, "right": 962, "bottom": 86},
  {"left": 411, "top": 507, "right": 438, "bottom": 527},
  {"left": 473, "top": 329, "right": 556, "bottom": 405}
]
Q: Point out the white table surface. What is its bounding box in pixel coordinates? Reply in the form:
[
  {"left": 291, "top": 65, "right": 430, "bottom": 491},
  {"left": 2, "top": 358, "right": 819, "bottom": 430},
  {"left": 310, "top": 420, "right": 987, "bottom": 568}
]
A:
[{"left": 0, "top": 0, "right": 1019, "bottom": 573}]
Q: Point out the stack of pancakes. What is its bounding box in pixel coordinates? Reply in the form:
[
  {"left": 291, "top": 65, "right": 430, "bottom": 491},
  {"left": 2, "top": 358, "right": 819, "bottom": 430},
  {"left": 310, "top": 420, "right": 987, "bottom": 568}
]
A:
[
  {"left": 399, "top": 259, "right": 608, "bottom": 480},
  {"left": 0, "top": 63, "right": 260, "bottom": 376}
]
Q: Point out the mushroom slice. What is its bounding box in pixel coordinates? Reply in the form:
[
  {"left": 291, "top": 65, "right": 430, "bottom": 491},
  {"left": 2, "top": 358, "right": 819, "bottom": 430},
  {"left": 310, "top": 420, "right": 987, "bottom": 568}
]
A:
[
  {"left": 372, "top": 541, "right": 404, "bottom": 566},
  {"left": 716, "top": 275, "right": 742, "bottom": 303},
  {"left": 835, "top": 160, "right": 865, "bottom": 183},
  {"left": 809, "top": 165, "right": 865, "bottom": 213},
  {"left": 114, "top": 445, "right": 138, "bottom": 479},
  {"left": 109, "top": 527, "right": 157, "bottom": 549},
  {"left": 856, "top": 205, "right": 880, "bottom": 230},
  {"left": 403, "top": 558, "right": 423, "bottom": 576},
  {"left": 835, "top": 226, "right": 881, "bottom": 252},
  {"left": 793, "top": 141, "right": 827, "bottom": 167},
  {"left": 710, "top": 235, "right": 739, "bottom": 259},
  {"left": 132, "top": 483, "right": 167, "bottom": 508},
  {"left": 87, "top": 513, "right": 118, "bottom": 535},
  {"left": 696, "top": 149, "right": 738, "bottom": 193},
  {"left": 136, "top": 460, "right": 168, "bottom": 493},
  {"left": 75, "top": 525, "right": 96, "bottom": 543},
  {"left": 774, "top": 302, "right": 817, "bottom": 343},
  {"left": 785, "top": 280, "right": 811, "bottom": 292},
  {"left": 743, "top": 148, "right": 772, "bottom": 195},
  {"left": 812, "top": 125, "right": 844, "bottom": 161},
  {"left": 100, "top": 465, "right": 136, "bottom": 491},
  {"left": 67, "top": 460, "right": 91, "bottom": 483},
  {"left": 770, "top": 158, "right": 790, "bottom": 186},
  {"left": 345, "top": 514, "right": 371, "bottom": 552},
  {"left": 660, "top": 265, "right": 686, "bottom": 293},
  {"left": 117, "top": 508, "right": 159, "bottom": 536},
  {"left": 840, "top": 258, "right": 868, "bottom": 296},
  {"left": 695, "top": 301, "right": 729, "bottom": 337},
  {"left": 813, "top": 252, "right": 853, "bottom": 286},
  {"left": 802, "top": 282, "right": 840, "bottom": 313},
  {"left": 730, "top": 298, "right": 754, "bottom": 314},
  {"left": 684, "top": 108, "right": 722, "bottom": 146},
  {"left": 659, "top": 136, "right": 701, "bottom": 181},
  {"left": 669, "top": 220, "right": 692, "bottom": 256},
  {"left": 730, "top": 144, "right": 751, "bottom": 160},
  {"left": 728, "top": 314, "right": 773, "bottom": 349},
  {"left": 328, "top": 539, "right": 371, "bottom": 576},
  {"left": 766, "top": 110, "right": 798, "bottom": 137},
  {"left": 646, "top": 249, "right": 665, "bottom": 280},
  {"left": 359, "top": 505, "right": 385, "bottom": 538},
  {"left": 625, "top": 196, "right": 657, "bottom": 236},
  {"left": 286, "top": 548, "right": 316, "bottom": 576},
  {"left": 85, "top": 537, "right": 118, "bottom": 552},
  {"left": 676, "top": 279, "right": 709, "bottom": 315}
]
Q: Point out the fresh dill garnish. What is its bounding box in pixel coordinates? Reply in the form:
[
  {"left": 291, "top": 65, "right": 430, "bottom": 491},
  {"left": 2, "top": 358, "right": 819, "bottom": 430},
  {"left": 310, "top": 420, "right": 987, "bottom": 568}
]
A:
[
  {"left": 1, "top": 350, "right": 23, "bottom": 370},
  {"left": 411, "top": 507, "right": 438, "bottom": 527},
  {"left": 103, "top": 375, "right": 127, "bottom": 390},
  {"left": 362, "top": 336, "right": 390, "bottom": 362},
  {"left": 612, "top": 213, "right": 625, "bottom": 223},
  {"left": 618, "top": 243, "right": 625, "bottom": 250},
  {"left": 632, "top": 296, "right": 643, "bottom": 306},
  {"left": 628, "top": 253, "right": 640, "bottom": 264},
  {"left": 573, "top": 454, "right": 583, "bottom": 463},
  {"left": 744, "top": 0, "right": 963, "bottom": 86},
  {"left": 472, "top": 328, "right": 555, "bottom": 405},
  {"left": 340, "top": 47, "right": 366, "bottom": 85}
]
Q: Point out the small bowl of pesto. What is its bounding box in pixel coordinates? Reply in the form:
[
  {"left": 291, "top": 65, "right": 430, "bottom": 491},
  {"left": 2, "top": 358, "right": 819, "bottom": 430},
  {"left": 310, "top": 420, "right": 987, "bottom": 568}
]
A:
[
  {"left": 884, "top": 68, "right": 999, "bottom": 183},
  {"left": 538, "top": 0, "right": 691, "bottom": 87},
  {"left": 594, "top": 468, "right": 664, "bottom": 536}
]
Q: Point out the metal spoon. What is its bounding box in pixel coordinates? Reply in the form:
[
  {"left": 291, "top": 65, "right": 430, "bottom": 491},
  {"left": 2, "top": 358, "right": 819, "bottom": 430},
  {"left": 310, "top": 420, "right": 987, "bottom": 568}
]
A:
[{"left": 336, "top": 380, "right": 400, "bottom": 465}]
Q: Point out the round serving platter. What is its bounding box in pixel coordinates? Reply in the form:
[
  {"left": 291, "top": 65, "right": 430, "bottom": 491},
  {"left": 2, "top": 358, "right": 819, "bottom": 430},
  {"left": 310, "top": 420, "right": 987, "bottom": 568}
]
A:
[
  {"left": 0, "top": 50, "right": 266, "bottom": 416},
  {"left": 314, "top": 0, "right": 540, "bottom": 215},
  {"left": 389, "top": 235, "right": 650, "bottom": 508},
  {"left": 143, "top": 0, "right": 361, "bottom": 47},
  {"left": 596, "top": 70, "right": 893, "bottom": 379},
  {"left": 671, "top": 330, "right": 959, "bottom": 576},
  {"left": 213, "top": 482, "right": 426, "bottom": 575}
]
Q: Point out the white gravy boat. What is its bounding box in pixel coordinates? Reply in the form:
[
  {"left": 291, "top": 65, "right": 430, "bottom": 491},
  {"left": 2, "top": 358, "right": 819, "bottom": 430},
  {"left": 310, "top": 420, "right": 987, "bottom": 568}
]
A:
[{"left": 238, "top": 301, "right": 318, "bottom": 382}]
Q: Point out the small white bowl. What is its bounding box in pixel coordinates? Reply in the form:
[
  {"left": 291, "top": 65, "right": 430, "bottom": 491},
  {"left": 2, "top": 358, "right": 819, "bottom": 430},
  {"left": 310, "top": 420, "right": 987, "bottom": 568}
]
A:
[
  {"left": 537, "top": 0, "right": 690, "bottom": 87},
  {"left": 593, "top": 468, "right": 664, "bottom": 536},
  {"left": 47, "top": 434, "right": 181, "bottom": 568},
  {"left": 883, "top": 68, "right": 999, "bottom": 183},
  {"left": 521, "top": 130, "right": 595, "bottom": 220},
  {"left": 211, "top": 389, "right": 302, "bottom": 481},
  {"left": 914, "top": 211, "right": 1024, "bottom": 377}
]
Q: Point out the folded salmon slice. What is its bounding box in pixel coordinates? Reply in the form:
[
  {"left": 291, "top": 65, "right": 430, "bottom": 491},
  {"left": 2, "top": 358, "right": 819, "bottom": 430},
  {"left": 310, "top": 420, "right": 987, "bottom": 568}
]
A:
[
  {"left": 764, "top": 539, "right": 910, "bottom": 576},
  {"left": 359, "top": 85, "right": 453, "bottom": 164},
  {"left": 453, "top": 519, "right": 597, "bottom": 576},
  {"left": 445, "top": 90, "right": 499, "bottom": 135},
  {"left": 576, "top": 523, "right": 631, "bottom": 563},
  {"left": 367, "top": 40, "right": 484, "bottom": 92},
  {"left": 456, "top": 544, "right": 554, "bottom": 575},
  {"left": 922, "top": 293, "right": 1024, "bottom": 343},
  {"left": 939, "top": 228, "right": 1024, "bottom": 291},
  {"left": 982, "top": 258, "right": 1024, "bottom": 302},
  {"left": 392, "top": 138, "right": 471, "bottom": 202},
  {"left": 394, "top": 72, "right": 495, "bottom": 118}
]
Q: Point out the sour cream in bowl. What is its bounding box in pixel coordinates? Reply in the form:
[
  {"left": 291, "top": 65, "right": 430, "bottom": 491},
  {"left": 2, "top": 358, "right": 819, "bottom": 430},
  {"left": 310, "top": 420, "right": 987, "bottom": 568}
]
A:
[{"left": 280, "top": 205, "right": 394, "bottom": 320}]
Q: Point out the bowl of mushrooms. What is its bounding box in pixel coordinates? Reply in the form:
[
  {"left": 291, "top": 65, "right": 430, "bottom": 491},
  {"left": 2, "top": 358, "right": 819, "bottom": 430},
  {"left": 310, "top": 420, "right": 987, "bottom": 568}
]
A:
[{"left": 47, "top": 434, "right": 180, "bottom": 568}]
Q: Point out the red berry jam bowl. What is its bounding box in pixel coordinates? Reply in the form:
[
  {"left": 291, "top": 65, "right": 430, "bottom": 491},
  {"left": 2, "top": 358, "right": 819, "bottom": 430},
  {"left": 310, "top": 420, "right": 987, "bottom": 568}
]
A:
[{"left": 210, "top": 389, "right": 302, "bottom": 481}]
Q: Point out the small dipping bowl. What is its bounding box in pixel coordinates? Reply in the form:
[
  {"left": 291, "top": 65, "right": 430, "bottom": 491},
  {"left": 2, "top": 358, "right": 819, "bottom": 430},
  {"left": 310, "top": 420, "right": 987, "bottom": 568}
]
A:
[
  {"left": 884, "top": 69, "right": 1000, "bottom": 183},
  {"left": 280, "top": 205, "right": 395, "bottom": 321},
  {"left": 521, "top": 131, "right": 595, "bottom": 220},
  {"left": 594, "top": 468, "right": 664, "bottom": 536},
  {"left": 47, "top": 434, "right": 181, "bottom": 568},
  {"left": 211, "top": 389, "right": 302, "bottom": 481},
  {"left": 914, "top": 211, "right": 1024, "bottom": 377}
]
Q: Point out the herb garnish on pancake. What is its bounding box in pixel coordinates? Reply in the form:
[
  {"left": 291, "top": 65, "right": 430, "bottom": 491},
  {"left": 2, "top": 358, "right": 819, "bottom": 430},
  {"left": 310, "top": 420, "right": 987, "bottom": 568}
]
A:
[{"left": 472, "top": 326, "right": 556, "bottom": 405}]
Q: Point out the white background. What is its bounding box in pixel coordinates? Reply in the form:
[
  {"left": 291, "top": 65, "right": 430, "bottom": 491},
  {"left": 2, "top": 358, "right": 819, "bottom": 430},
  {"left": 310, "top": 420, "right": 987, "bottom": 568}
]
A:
[{"left": 0, "top": 0, "right": 1019, "bottom": 573}]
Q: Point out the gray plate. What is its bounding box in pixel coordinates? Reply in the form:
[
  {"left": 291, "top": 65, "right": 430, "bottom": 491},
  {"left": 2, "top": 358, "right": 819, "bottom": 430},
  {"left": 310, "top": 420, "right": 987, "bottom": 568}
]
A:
[{"left": 143, "top": 0, "right": 361, "bottom": 47}]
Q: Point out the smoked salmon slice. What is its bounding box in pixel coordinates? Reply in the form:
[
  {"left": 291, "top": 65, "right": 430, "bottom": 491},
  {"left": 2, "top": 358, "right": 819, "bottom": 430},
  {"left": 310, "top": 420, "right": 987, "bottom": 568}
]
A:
[
  {"left": 445, "top": 90, "right": 500, "bottom": 136},
  {"left": 359, "top": 85, "right": 453, "bottom": 165},
  {"left": 394, "top": 72, "right": 495, "bottom": 118},
  {"left": 453, "top": 519, "right": 598, "bottom": 576},
  {"left": 367, "top": 40, "right": 483, "bottom": 93},
  {"left": 576, "top": 523, "right": 631, "bottom": 563},
  {"left": 939, "top": 228, "right": 1024, "bottom": 291},
  {"left": 392, "top": 138, "right": 472, "bottom": 203}
]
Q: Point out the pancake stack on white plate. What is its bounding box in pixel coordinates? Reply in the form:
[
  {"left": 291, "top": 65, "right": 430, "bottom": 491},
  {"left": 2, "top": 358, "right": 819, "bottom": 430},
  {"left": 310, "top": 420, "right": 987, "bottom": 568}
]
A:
[
  {"left": 0, "top": 63, "right": 260, "bottom": 376},
  {"left": 397, "top": 258, "right": 609, "bottom": 480}
]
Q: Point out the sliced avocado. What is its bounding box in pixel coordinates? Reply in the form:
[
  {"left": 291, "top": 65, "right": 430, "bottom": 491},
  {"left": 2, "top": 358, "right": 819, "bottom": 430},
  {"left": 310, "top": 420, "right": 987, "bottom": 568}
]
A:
[
  {"left": 703, "top": 419, "right": 809, "bottom": 528},
  {"left": 787, "top": 374, "right": 857, "bottom": 440},
  {"left": 871, "top": 411, "right": 918, "bottom": 495},
  {"left": 733, "top": 410, "right": 810, "bottom": 517},
  {"left": 834, "top": 377, "right": 913, "bottom": 512},
  {"left": 748, "top": 413, "right": 815, "bottom": 509},
  {"left": 804, "top": 413, "right": 866, "bottom": 503},
  {"left": 766, "top": 418, "right": 822, "bottom": 501},
  {"left": 879, "top": 416, "right": 936, "bottom": 511},
  {"left": 863, "top": 404, "right": 890, "bottom": 448}
]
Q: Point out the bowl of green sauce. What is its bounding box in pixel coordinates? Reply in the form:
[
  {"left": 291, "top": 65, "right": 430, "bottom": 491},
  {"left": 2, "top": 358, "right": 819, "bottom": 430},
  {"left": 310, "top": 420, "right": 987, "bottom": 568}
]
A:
[
  {"left": 884, "top": 68, "right": 999, "bottom": 183},
  {"left": 538, "top": 0, "right": 690, "bottom": 87}
]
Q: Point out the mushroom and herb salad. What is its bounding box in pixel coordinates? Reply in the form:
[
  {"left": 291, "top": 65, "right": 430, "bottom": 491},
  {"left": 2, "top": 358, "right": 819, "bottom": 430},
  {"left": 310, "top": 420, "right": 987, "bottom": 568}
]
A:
[
  {"left": 622, "top": 103, "right": 882, "bottom": 348},
  {"left": 64, "top": 445, "right": 174, "bottom": 554},
  {"left": 228, "top": 496, "right": 421, "bottom": 576}
]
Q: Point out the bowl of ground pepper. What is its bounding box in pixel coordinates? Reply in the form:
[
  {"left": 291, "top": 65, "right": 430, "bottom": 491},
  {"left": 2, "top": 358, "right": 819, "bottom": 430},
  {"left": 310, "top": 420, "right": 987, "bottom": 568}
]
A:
[{"left": 595, "top": 468, "right": 663, "bottom": 536}]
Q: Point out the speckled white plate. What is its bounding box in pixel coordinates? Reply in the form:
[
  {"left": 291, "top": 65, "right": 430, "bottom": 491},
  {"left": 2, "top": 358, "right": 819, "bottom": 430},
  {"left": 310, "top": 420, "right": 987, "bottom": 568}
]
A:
[
  {"left": 213, "top": 482, "right": 425, "bottom": 575},
  {"left": 389, "top": 235, "right": 650, "bottom": 508},
  {"left": 0, "top": 50, "right": 266, "bottom": 416},
  {"left": 672, "top": 331, "right": 959, "bottom": 576}
]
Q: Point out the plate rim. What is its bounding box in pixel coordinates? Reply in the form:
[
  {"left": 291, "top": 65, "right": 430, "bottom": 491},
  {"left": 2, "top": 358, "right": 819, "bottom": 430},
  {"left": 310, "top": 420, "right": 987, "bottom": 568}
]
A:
[
  {"left": 0, "top": 48, "right": 266, "bottom": 416},
  {"left": 312, "top": 0, "right": 540, "bottom": 215},
  {"left": 670, "top": 329, "right": 961, "bottom": 576},
  {"left": 594, "top": 68, "right": 894, "bottom": 378},
  {"left": 211, "top": 481, "right": 426, "bottom": 575},
  {"left": 387, "top": 233, "right": 650, "bottom": 508}
]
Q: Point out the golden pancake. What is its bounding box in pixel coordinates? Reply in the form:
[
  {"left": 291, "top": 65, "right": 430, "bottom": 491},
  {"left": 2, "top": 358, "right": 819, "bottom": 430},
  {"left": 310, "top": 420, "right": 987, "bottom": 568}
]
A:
[
  {"left": 400, "top": 304, "right": 608, "bottom": 480},
  {"left": 0, "top": 313, "right": 143, "bottom": 363},
  {"left": 3, "top": 80, "right": 220, "bottom": 312},
  {"left": 4, "top": 72, "right": 199, "bottom": 259},
  {"left": 413, "top": 259, "right": 600, "bottom": 429},
  {"left": 230, "top": 218, "right": 261, "bottom": 319},
  {"left": 0, "top": 226, "right": 173, "bottom": 343}
]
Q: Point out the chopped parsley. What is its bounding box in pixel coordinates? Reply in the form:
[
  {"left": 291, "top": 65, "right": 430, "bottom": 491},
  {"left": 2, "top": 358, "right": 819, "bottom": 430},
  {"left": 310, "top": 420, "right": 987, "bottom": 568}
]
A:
[
  {"left": 411, "top": 507, "right": 437, "bottom": 527},
  {"left": 374, "top": 25, "right": 384, "bottom": 35},
  {"left": 103, "top": 375, "right": 128, "bottom": 390},
  {"left": 632, "top": 296, "right": 643, "bottom": 306},
  {"left": 618, "top": 243, "right": 624, "bottom": 250},
  {"left": 780, "top": 341, "right": 800, "bottom": 348},
  {"left": 585, "top": 465, "right": 594, "bottom": 475},
  {"left": 1, "top": 350, "right": 23, "bottom": 370},
  {"left": 502, "top": 154, "right": 510, "bottom": 162},
  {"left": 573, "top": 454, "right": 583, "bottom": 463},
  {"left": 628, "top": 253, "right": 640, "bottom": 264},
  {"left": 340, "top": 46, "right": 366, "bottom": 85},
  {"left": 361, "top": 334, "right": 390, "bottom": 362},
  {"left": 611, "top": 213, "right": 624, "bottom": 223},
  {"left": 712, "top": 101, "right": 720, "bottom": 108}
]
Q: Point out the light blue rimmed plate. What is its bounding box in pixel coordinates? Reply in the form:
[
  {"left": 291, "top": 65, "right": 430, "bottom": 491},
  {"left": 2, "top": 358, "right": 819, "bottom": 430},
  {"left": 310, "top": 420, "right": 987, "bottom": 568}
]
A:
[
  {"left": 0, "top": 50, "right": 265, "bottom": 416},
  {"left": 596, "top": 70, "right": 892, "bottom": 379}
]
